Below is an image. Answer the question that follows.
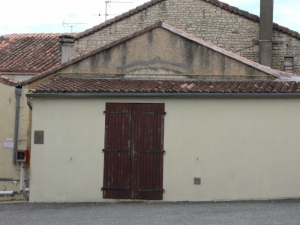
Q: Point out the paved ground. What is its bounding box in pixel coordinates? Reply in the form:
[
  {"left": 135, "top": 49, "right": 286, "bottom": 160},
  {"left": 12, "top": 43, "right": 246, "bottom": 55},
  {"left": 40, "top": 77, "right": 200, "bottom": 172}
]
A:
[{"left": 0, "top": 200, "right": 300, "bottom": 225}]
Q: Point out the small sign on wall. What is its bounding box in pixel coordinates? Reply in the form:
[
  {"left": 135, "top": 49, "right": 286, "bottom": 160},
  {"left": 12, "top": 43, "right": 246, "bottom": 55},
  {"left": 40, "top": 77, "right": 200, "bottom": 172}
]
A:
[
  {"left": 4, "top": 138, "right": 14, "bottom": 149},
  {"left": 34, "top": 131, "right": 44, "bottom": 144}
]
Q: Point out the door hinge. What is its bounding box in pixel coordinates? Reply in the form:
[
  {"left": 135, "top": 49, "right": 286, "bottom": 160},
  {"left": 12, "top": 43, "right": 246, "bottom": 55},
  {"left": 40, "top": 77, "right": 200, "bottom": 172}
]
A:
[
  {"left": 101, "top": 187, "right": 128, "bottom": 191},
  {"left": 140, "top": 112, "right": 166, "bottom": 115},
  {"left": 139, "top": 189, "right": 165, "bottom": 192},
  {"left": 104, "top": 111, "right": 129, "bottom": 114},
  {"left": 102, "top": 149, "right": 129, "bottom": 153},
  {"left": 139, "top": 150, "right": 165, "bottom": 153}
]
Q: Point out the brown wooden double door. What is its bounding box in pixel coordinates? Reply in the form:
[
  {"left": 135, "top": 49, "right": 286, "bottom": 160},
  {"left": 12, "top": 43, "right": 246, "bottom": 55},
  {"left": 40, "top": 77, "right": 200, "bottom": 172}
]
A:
[{"left": 102, "top": 103, "right": 165, "bottom": 200}]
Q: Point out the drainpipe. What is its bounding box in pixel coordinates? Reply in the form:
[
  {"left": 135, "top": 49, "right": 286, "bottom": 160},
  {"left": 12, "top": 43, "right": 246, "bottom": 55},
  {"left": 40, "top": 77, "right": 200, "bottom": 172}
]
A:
[
  {"left": 259, "top": 0, "right": 274, "bottom": 67},
  {"left": 59, "top": 35, "right": 75, "bottom": 63},
  {"left": 20, "top": 162, "right": 24, "bottom": 192},
  {"left": 27, "top": 96, "right": 32, "bottom": 110},
  {"left": 13, "top": 88, "right": 22, "bottom": 164}
]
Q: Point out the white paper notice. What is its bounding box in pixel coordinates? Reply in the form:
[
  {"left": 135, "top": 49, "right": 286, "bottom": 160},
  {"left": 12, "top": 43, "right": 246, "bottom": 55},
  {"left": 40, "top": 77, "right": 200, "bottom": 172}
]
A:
[{"left": 4, "top": 138, "right": 14, "bottom": 149}]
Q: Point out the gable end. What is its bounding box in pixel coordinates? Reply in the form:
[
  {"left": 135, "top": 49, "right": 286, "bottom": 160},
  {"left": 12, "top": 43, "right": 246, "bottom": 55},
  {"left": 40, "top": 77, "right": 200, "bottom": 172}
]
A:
[{"left": 75, "top": 0, "right": 300, "bottom": 40}]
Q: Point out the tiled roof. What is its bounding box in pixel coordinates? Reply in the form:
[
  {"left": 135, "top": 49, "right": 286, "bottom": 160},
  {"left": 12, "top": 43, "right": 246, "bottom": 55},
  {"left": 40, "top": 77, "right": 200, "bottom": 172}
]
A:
[
  {"left": 0, "top": 75, "right": 19, "bottom": 86},
  {"left": 75, "top": 0, "right": 300, "bottom": 40},
  {"left": 31, "top": 77, "right": 300, "bottom": 94},
  {"left": 0, "top": 33, "right": 62, "bottom": 73},
  {"left": 21, "top": 22, "right": 300, "bottom": 85}
]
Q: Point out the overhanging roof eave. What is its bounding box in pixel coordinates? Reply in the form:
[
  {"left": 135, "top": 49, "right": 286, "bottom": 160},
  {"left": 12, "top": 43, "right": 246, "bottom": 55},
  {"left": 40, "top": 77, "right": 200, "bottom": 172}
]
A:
[{"left": 26, "top": 92, "right": 300, "bottom": 99}]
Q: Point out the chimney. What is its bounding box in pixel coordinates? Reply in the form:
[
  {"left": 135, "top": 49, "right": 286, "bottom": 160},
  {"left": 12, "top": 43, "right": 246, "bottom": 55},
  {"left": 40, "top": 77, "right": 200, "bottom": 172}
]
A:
[
  {"left": 59, "top": 35, "right": 75, "bottom": 63},
  {"left": 259, "top": 0, "right": 274, "bottom": 67}
]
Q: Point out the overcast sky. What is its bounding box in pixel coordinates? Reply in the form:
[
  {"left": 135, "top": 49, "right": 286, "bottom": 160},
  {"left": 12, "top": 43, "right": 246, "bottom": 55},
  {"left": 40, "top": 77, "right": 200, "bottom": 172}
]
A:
[{"left": 0, "top": 0, "right": 299, "bottom": 35}]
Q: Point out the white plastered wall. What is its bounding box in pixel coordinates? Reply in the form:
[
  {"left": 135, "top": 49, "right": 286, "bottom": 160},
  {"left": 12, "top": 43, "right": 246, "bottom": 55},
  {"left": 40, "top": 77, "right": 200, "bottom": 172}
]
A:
[{"left": 30, "top": 97, "right": 300, "bottom": 202}]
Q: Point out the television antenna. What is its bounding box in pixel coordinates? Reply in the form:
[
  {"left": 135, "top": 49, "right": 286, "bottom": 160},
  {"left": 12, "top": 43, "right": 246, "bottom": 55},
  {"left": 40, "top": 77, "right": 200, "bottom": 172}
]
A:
[
  {"left": 105, "top": 1, "right": 133, "bottom": 21},
  {"left": 93, "top": 12, "right": 118, "bottom": 23},
  {"left": 62, "top": 20, "right": 87, "bottom": 32}
]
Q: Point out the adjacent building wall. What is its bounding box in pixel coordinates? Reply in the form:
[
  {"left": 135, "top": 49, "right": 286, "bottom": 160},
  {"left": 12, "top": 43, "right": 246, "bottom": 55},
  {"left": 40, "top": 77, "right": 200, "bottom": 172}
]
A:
[
  {"left": 72, "top": 0, "right": 300, "bottom": 73},
  {"left": 0, "top": 83, "right": 28, "bottom": 199},
  {"left": 0, "top": 83, "right": 19, "bottom": 193},
  {"left": 30, "top": 97, "right": 300, "bottom": 202}
]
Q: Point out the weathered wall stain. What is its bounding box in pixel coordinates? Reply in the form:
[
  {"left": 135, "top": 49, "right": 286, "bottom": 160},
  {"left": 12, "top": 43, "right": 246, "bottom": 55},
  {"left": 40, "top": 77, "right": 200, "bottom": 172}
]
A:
[
  {"left": 200, "top": 45, "right": 210, "bottom": 70},
  {"left": 121, "top": 42, "right": 129, "bottom": 66},
  {"left": 246, "top": 66, "right": 255, "bottom": 75},
  {"left": 170, "top": 33, "right": 179, "bottom": 47},
  {"left": 183, "top": 40, "right": 196, "bottom": 70},
  {"left": 103, "top": 49, "right": 112, "bottom": 64},
  {"left": 148, "top": 30, "right": 154, "bottom": 44},
  {"left": 221, "top": 55, "right": 226, "bottom": 74},
  {"left": 139, "top": 10, "right": 148, "bottom": 28},
  {"left": 116, "top": 56, "right": 192, "bottom": 73},
  {"left": 72, "top": 62, "right": 80, "bottom": 73},
  {"left": 90, "top": 55, "right": 99, "bottom": 72}
]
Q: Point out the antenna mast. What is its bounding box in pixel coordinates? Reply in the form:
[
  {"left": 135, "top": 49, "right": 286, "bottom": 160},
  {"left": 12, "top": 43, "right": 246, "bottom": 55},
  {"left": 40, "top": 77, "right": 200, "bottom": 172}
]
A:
[
  {"left": 105, "top": 1, "right": 133, "bottom": 21},
  {"left": 62, "top": 20, "right": 87, "bottom": 32}
]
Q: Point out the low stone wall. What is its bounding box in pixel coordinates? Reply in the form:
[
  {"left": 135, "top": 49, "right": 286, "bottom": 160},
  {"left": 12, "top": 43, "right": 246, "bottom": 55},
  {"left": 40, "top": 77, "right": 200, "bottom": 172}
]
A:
[{"left": 0, "top": 193, "right": 26, "bottom": 202}]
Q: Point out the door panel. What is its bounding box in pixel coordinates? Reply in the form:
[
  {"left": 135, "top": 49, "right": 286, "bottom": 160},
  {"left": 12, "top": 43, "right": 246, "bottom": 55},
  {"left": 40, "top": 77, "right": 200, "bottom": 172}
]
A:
[
  {"left": 103, "top": 103, "right": 165, "bottom": 200},
  {"left": 103, "top": 103, "right": 132, "bottom": 199},
  {"left": 134, "top": 104, "right": 165, "bottom": 200}
]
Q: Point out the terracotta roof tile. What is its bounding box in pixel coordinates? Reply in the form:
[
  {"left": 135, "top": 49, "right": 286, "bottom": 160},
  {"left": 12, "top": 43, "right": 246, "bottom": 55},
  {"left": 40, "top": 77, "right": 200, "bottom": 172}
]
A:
[
  {"left": 31, "top": 77, "right": 300, "bottom": 94},
  {"left": 0, "top": 33, "right": 64, "bottom": 73},
  {"left": 0, "top": 75, "right": 19, "bottom": 86},
  {"left": 75, "top": 0, "right": 300, "bottom": 40}
]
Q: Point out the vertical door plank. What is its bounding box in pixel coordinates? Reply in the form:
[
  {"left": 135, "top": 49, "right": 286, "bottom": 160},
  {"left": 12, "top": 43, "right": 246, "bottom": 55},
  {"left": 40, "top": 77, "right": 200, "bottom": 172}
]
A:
[
  {"left": 134, "top": 104, "right": 165, "bottom": 200},
  {"left": 103, "top": 103, "right": 132, "bottom": 199}
]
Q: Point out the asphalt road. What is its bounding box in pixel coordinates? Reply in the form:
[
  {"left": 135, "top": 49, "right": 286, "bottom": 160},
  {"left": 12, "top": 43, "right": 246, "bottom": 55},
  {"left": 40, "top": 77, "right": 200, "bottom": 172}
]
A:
[{"left": 0, "top": 200, "right": 300, "bottom": 225}]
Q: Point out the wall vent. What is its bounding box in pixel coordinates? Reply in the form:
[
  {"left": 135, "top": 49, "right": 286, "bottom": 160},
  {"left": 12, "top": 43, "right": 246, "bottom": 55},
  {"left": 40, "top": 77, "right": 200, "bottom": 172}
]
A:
[{"left": 194, "top": 178, "right": 201, "bottom": 185}]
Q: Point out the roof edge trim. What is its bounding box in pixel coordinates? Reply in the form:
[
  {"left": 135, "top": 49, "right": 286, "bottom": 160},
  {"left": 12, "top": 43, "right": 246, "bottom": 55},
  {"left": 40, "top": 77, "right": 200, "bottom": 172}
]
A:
[{"left": 26, "top": 92, "right": 300, "bottom": 99}]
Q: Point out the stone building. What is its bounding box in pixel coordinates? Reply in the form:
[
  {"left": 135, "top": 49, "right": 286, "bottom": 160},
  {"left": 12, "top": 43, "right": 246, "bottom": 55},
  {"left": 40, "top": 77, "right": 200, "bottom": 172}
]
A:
[{"left": 71, "top": 0, "right": 300, "bottom": 73}]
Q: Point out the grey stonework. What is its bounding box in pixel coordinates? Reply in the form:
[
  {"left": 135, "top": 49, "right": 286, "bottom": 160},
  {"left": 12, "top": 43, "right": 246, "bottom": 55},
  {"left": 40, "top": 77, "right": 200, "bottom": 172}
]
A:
[{"left": 71, "top": 0, "right": 300, "bottom": 74}]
